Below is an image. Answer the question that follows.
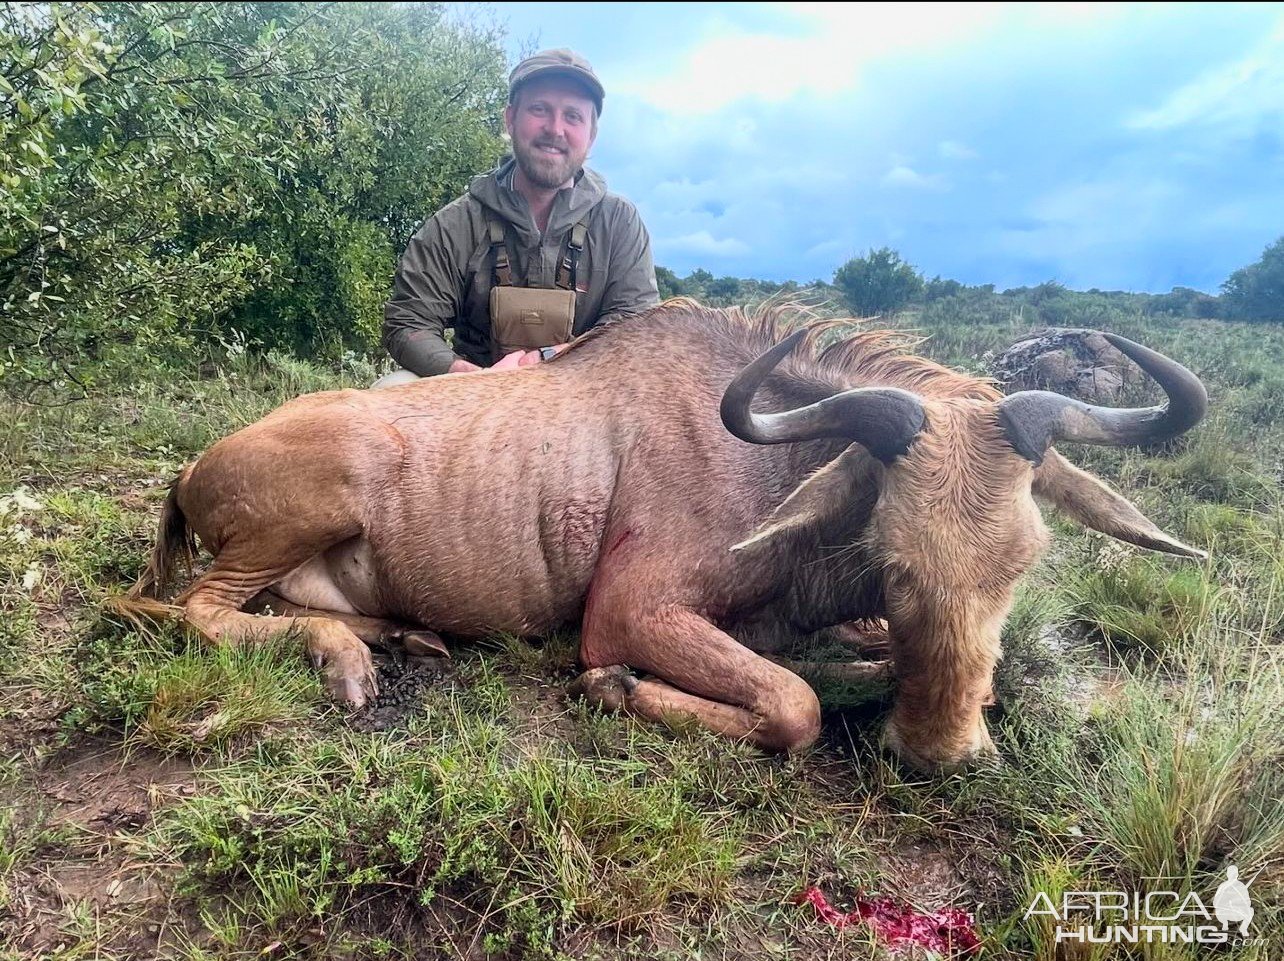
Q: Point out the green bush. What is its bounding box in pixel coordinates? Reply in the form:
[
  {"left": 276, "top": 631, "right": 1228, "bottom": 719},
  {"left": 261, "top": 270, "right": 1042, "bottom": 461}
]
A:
[
  {"left": 1, "top": 2, "right": 507, "bottom": 399},
  {"left": 1222, "top": 235, "right": 1284, "bottom": 322},
  {"left": 832, "top": 247, "right": 924, "bottom": 316}
]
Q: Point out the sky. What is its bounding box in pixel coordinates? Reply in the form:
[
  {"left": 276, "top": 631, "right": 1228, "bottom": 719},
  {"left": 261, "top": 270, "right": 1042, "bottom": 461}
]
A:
[{"left": 473, "top": 2, "right": 1284, "bottom": 294}]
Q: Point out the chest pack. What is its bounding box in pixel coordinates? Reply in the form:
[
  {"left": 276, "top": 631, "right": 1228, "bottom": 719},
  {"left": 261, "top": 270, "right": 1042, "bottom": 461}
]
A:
[{"left": 486, "top": 215, "right": 589, "bottom": 360}]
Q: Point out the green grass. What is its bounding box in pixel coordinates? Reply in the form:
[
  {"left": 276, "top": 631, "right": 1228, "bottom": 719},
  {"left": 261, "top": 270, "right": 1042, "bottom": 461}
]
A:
[
  {"left": 3, "top": 311, "right": 1284, "bottom": 959},
  {"left": 1068, "top": 555, "right": 1219, "bottom": 660},
  {"left": 136, "top": 634, "right": 324, "bottom": 753},
  {"left": 148, "top": 698, "right": 744, "bottom": 957},
  {"left": 1016, "top": 856, "right": 1112, "bottom": 961},
  {"left": 1143, "top": 430, "right": 1275, "bottom": 507}
]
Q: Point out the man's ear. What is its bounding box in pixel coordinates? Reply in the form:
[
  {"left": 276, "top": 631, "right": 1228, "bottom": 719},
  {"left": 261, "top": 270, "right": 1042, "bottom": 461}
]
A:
[
  {"left": 1033, "top": 449, "right": 1207, "bottom": 559},
  {"left": 502, "top": 101, "right": 516, "bottom": 139},
  {"left": 731, "top": 446, "right": 877, "bottom": 556}
]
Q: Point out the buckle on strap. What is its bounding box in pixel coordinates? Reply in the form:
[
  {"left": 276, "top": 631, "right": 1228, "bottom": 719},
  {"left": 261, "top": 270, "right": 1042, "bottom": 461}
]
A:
[
  {"left": 556, "top": 219, "right": 590, "bottom": 291},
  {"left": 488, "top": 216, "right": 512, "bottom": 287}
]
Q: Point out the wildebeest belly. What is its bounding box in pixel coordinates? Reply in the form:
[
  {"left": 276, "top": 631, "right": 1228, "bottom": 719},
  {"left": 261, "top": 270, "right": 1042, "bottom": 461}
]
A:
[
  {"left": 364, "top": 491, "right": 612, "bottom": 637},
  {"left": 347, "top": 384, "right": 622, "bottom": 636},
  {"left": 274, "top": 536, "right": 383, "bottom": 616}
]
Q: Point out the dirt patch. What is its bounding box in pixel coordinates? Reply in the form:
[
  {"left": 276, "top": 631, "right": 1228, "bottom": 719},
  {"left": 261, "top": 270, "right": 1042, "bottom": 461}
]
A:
[
  {"left": 879, "top": 842, "right": 972, "bottom": 911},
  {"left": 6, "top": 849, "right": 186, "bottom": 958},
  {"left": 0, "top": 688, "right": 68, "bottom": 765},
  {"left": 34, "top": 737, "right": 199, "bottom": 832},
  {"left": 1, "top": 737, "right": 201, "bottom": 958}
]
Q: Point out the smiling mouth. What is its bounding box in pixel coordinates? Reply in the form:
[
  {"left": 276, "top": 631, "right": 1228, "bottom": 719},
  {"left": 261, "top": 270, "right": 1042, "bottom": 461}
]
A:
[{"left": 535, "top": 144, "right": 566, "bottom": 156}]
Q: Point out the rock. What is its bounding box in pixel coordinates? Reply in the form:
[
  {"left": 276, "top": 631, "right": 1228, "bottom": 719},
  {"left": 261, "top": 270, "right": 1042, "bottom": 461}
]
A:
[{"left": 993, "top": 327, "right": 1139, "bottom": 403}]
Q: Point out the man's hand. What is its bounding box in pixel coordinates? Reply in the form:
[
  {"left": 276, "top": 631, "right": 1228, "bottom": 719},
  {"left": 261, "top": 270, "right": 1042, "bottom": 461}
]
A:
[
  {"left": 491, "top": 349, "right": 532, "bottom": 370},
  {"left": 450, "top": 345, "right": 569, "bottom": 374},
  {"left": 492, "top": 344, "right": 570, "bottom": 370}
]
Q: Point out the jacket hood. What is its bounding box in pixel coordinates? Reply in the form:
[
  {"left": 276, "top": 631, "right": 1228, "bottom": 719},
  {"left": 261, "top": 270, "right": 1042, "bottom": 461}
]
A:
[{"left": 469, "top": 157, "right": 606, "bottom": 238}]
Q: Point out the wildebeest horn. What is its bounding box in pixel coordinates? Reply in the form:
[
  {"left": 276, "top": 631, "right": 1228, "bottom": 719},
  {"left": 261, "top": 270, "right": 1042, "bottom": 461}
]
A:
[
  {"left": 720, "top": 329, "right": 926, "bottom": 463},
  {"left": 998, "top": 333, "right": 1208, "bottom": 465}
]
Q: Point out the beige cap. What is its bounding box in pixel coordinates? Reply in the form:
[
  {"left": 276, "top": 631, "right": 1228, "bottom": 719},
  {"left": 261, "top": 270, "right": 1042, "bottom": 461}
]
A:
[{"left": 509, "top": 48, "right": 605, "bottom": 115}]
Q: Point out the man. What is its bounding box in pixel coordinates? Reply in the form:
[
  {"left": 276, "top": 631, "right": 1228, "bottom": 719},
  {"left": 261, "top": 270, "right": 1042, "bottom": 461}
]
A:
[{"left": 377, "top": 49, "right": 660, "bottom": 385}]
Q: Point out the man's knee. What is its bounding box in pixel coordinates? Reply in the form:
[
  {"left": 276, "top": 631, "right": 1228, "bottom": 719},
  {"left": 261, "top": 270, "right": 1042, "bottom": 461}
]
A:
[{"left": 370, "top": 368, "right": 421, "bottom": 390}]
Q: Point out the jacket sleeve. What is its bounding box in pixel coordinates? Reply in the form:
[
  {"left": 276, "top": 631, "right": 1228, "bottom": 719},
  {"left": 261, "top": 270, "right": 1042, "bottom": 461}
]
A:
[
  {"left": 595, "top": 201, "right": 661, "bottom": 325},
  {"left": 382, "top": 215, "right": 467, "bottom": 377}
]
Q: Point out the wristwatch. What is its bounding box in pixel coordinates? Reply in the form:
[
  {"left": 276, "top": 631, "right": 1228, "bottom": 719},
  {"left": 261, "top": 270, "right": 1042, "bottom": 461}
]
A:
[{"left": 538, "top": 346, "right": 559, "bottom": 362}]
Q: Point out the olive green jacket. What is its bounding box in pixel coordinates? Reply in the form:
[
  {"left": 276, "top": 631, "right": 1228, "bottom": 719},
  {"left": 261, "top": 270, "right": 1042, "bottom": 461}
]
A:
[{"left": 383, "top": 159, "right": 660, "bottom": 376}]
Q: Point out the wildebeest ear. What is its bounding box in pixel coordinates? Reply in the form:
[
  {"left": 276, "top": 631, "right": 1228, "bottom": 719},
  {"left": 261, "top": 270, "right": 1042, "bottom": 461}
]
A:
[
  {"left": 731, "top": 446, "right": 877, "bottom": 555},
  {"left": 1032, "top": 449, "right": 1207, "bottom": 560}
]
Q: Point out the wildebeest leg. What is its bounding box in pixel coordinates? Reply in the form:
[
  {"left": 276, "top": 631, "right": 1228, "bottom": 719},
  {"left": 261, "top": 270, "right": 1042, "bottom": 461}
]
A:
[
  {"left": 244, "top": 589, "right": 449, "bottom": 657},
  {"left": 764, "top": 658, "right": 893, "bottom": 689},
  {"left": 576, "top": 606, "right": 822, "bottom": 752},
  {"left": 821, "top": 619, "right": 892, "bottom": 659},
  {"left": 177, "top": 552, "right": 378, "bottom": 708}
]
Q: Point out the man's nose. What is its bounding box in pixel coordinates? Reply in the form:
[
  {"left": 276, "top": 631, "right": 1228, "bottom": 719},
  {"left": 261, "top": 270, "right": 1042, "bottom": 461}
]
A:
[{"left": 541, "top": 111, "right": 568, "bottom": 139}]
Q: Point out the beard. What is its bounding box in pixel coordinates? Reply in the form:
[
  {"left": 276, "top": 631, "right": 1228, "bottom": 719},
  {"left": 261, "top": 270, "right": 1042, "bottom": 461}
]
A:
[{"left": 512, "top": 137, "right": 584, "bottom": 190}]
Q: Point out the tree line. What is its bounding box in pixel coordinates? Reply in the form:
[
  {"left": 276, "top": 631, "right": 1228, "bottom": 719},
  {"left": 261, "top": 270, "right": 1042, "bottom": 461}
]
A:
[{"left": 663, "top": 241, "right": 1280, "bottom": 322}]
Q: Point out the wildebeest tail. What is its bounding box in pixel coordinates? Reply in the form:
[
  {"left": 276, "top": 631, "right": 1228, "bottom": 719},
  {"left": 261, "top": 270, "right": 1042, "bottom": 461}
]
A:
[{"left": 126, "top": 469, "right": 197, "bottom": 600}]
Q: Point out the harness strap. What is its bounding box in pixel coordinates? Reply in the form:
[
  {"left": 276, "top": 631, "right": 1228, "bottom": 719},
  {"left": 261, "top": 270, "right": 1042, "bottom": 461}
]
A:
[
  {"left": 556, "top": 219, "right": 590, "bottom": 291},
  {"left": 488, "top": 213, "right": 590, "bottom": 289},
  {"left": 488, "top": 217, "right": 513, "bottom": 287}
]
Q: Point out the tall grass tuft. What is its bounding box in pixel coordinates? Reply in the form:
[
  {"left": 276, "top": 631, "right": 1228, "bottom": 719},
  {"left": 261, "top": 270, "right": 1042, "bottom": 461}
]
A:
[{"left": 137, "top": 634, "right": 323, "bottom": 753}]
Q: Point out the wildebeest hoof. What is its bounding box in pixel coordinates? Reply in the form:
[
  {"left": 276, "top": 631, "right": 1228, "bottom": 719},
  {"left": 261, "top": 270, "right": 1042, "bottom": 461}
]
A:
[
  {"left": 314, "top": 645, "right": 378, "bottom": 709},
  {"left": 330, "top": 675, "right": 372, "bottom": 709},
  {"left": 827, "top": 620, "right": 892, "bottom": 658},
  {"left": 401, "top": 630, "right": 449, "bottom": 658},
  {"left": 568, "top": 665, "right": 635, "bottom": 712}
]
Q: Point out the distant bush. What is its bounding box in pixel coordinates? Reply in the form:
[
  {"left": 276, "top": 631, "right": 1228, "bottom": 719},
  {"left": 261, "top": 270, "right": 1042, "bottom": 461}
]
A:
[
  {"left": 924, "top": 276, "right": 965, "bottom": 301},
  {"left": 1147, "top": 286, "right": 1222, "bottom": 319},
  {"left": 655, "top": 265, "right": 800, "bottom": 308},
  {"left": 1221, "top": 235, "right": 1284, "bottom": 323},
  {"left": 832, "top": 247, "right": 924, "bottom": 316}
]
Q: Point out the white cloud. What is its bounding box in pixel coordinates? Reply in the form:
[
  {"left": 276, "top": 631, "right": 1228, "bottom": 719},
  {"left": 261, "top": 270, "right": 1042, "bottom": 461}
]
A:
[
  {"left": 882, "top": 166, "right": 948, "bottom": 190},
  {"left": 939, "top": 140, "right": 978, "bottom": 160},
  {"left": 803, "top": 238, "right": 848, "bottom": 260},
  {"left": 616, "top": 3, "right": 1002, "bottom": 114},
  {"left": 534, "top": 0, "right": 1282, "bottom": 289},
  {"left": 1126, "top": 18, "right": 1284, "bottom": 132},
  {"left": 662, "top": 231, "right": 752, "bottom": 258},
  {"left": 999, "top": 177, "right": 1183, "bottom": 263}
]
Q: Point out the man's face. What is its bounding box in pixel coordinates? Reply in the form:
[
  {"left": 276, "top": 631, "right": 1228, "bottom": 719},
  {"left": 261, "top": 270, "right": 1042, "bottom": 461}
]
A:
[{"left": 505, "top": 77, "right": 598, "bottom": 190}]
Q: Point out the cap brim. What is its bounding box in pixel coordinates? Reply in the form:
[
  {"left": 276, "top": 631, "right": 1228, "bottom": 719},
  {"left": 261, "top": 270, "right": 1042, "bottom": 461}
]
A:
[{"left": 514, "top": 67, "right": 604, "bottom": 113}]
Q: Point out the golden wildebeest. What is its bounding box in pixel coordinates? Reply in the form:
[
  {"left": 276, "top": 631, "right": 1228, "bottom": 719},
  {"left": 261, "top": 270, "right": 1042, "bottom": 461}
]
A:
[{"left": 122, "top": 301, "right": 1207, "bottom": 769}]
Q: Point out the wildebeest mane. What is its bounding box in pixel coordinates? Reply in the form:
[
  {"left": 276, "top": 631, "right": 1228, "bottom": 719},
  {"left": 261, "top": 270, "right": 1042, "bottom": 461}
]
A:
[{"left": 560, "top": 298, "right": 1002, "bottom": 402}]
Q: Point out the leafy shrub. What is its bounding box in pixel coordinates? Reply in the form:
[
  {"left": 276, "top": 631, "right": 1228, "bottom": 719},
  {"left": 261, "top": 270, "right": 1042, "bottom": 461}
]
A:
[
  {"left": 832, "top": 247, "right": 924, "bottom": 316},
  {"left": 1, "top": 2, "right": 507, "bottom": 399},
  {"left": 1222, "top": 235, "right": 1284, "bottom": 322}
]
